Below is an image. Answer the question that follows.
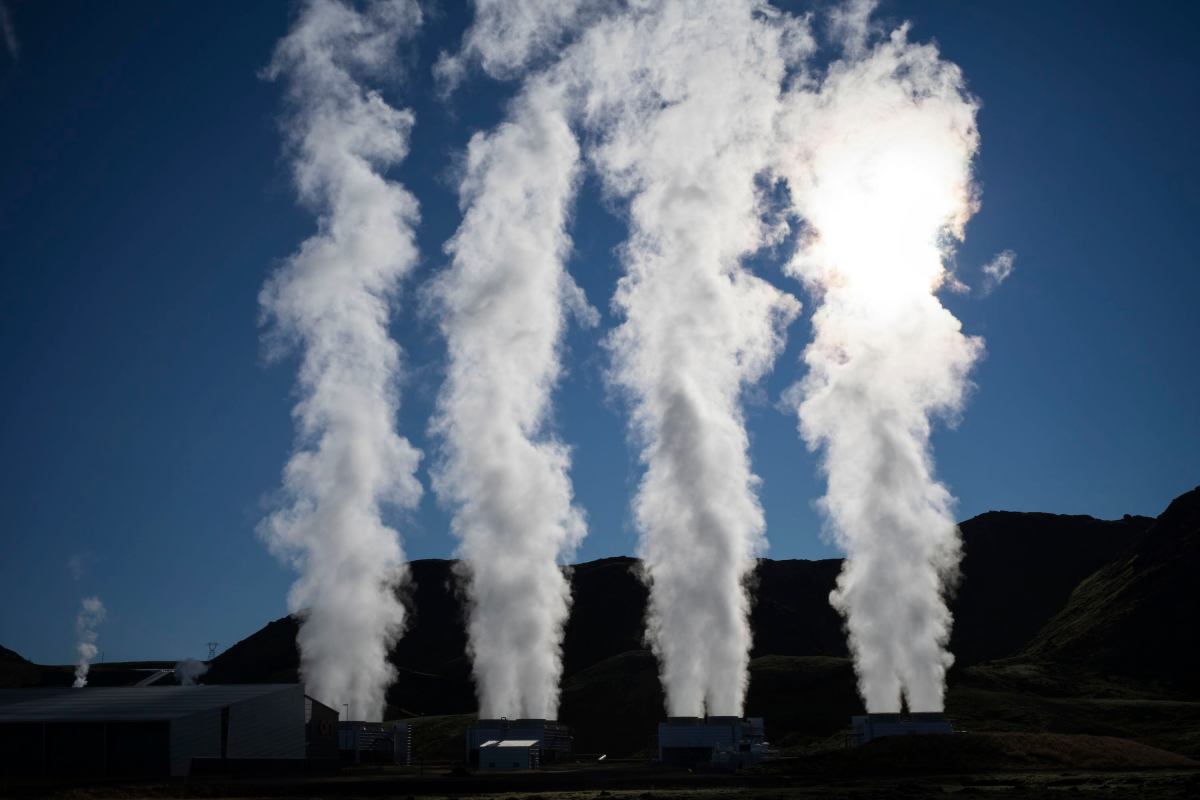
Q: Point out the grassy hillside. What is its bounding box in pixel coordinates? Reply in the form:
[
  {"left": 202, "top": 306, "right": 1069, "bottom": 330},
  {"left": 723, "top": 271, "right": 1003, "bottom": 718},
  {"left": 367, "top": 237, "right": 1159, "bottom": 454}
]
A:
[{"left": 1022, "top": 487, "right": 1200, "bottom": 689}]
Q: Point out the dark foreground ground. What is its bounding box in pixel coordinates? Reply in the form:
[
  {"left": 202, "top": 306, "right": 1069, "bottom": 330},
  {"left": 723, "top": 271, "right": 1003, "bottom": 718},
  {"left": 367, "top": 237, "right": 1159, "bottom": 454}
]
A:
[{"left": 7, "top": 733, "right": 1199, "bottom": 800}]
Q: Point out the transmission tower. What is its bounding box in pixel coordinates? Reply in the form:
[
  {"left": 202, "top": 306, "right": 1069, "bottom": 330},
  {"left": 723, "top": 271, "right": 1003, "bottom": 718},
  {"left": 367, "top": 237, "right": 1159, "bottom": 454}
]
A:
[{"left": 206, "top": 641, "right": 219, "bottom": 660}]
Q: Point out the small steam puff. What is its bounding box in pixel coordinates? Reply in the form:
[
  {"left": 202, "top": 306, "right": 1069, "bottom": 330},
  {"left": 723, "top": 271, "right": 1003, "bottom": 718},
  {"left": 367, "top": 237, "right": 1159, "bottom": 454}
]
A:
[
  {"left": 259, "top": 0, "right": 423, "bottom": 722},
  {"left": 175, "top": 659, "right": 209, "bottom": 686},
  {"left": 773, "top": 3, "right": 983, "bottom": 712},
  {"left": 982, "top": 250, "right": 1017, "bottom": 295},
  {"left": 73, "top": 597, "right": 106, "bottom": 688}
]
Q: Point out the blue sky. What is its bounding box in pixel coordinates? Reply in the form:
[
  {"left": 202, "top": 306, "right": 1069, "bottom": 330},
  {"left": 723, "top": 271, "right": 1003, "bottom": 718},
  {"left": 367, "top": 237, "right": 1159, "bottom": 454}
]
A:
[{"left": 0, "top": 0, "right": 1197, "bottom": 664}]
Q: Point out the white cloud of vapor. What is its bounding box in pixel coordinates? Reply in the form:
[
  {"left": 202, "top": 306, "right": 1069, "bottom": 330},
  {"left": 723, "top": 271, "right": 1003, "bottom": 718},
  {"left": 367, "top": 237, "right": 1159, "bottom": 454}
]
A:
[
  {"left": 433, "top": 0, "right": 611, "bottom": 92},
  {"left": 773, "top": 12, "right": 982, "bottom": 712},
  {"left": 175, "top": 658, "right": 209, "bottom": 685},
  {"left": 431, "top": 74, "right": 592, "bottom": 719},
  {"left": 442, "top": 0, "right": 990, "bottom": 719},
  {"left": 981, "top": 249, "right": 1016, "bottom": 294},
  {"left": 569, "top": 0, "right": 808, "bottom": 717},
  {"left": 259, "top": 0, "right": 423, "bottom": 722},
  {"left": 447, "top": 0, "right": 810, "bottom": 718},
  {"left": 73, "top": 596, "right": 105, "bottom": 688},
  {"left": 0, "top": 1, "right": 18, "bottom": 62}
]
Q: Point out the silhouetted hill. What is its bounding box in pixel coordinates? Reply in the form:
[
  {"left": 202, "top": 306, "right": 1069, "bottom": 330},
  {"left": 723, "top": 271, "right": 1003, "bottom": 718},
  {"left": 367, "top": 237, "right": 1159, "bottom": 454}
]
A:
[
  {"left": 1023, "top": 487, "right": 1200, "bottom": 689},
  {"left": 749, "top": 558, "right": 846, "bottom": 658},
  {"left": 561, "top": 557, "right": 647, "bottom": 676},
  {"left": 8, "top": 492, "right": 1198, "bottom": 758},
  {"left": 949, "top": 510, "right": 1152, "bottom": 666},
  {"left": 0, "top": 645, "right": 27, "bottom": 665},
  {"left": 190, "top": 503, "right": 1158, "bottom": 718}
]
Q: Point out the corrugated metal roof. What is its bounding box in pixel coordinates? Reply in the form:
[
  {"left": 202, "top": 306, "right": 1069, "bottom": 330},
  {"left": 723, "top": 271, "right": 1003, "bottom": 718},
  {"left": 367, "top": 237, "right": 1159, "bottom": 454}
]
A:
[{"left": 0, "top": 685, "right": 300, "bottom": 722}]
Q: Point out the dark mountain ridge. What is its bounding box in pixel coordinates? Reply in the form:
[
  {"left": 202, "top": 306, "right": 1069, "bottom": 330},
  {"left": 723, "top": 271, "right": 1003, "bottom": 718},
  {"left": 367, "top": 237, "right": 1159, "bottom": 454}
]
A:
[
  {"left": 5, "top": 492, "right": 1196, "bottom": 758},
  {"left": 195, "top": 503, "right": 1167, "bottom": 717}
]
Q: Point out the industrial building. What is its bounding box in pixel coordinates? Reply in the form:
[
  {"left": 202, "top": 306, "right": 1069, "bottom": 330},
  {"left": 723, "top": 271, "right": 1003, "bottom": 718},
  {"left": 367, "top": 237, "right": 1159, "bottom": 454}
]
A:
[
  {"left": 657, "top": 716, "right": 768, "bottom": 767},
  {"left": 851, "top": 712, "right": 953, "bottom": 744},
  {"left": 0, "top": 684, "right": 308, "bottom": 777},
  {"left": 477, "top": 739, "right": 539, "bottom": 770},
  {"left": 338, "top": 720, "right": 411, "bottom": 765},
  {"left": 304, "top": 695, "right": 339, "bottom": 759},
  {"left": 466, "top": 719, "right": 571, "bottom": 766}
]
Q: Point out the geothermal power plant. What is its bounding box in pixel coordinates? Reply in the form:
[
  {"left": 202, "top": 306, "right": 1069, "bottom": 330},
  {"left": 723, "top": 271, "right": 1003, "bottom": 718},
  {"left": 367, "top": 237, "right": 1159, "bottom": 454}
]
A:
[
  {"left": 0, "top": 668, "right": 954, "bottom": 778},
  {"left": 1, "top": 0, "right": 1002, "bottom": 786}
]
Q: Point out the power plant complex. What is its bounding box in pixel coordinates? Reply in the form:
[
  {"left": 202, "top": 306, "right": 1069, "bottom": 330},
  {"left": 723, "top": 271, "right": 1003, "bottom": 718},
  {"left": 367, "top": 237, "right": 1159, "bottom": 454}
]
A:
[{"left": 0, "top": 676, "right": 955, "bottom": 779}]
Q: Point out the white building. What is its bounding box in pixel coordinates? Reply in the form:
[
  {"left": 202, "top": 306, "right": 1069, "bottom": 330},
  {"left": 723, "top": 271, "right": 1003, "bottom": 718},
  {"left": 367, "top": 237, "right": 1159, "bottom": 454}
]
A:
[
  {"left": 0, "top": 684, "right": 306, "bottom": 777},
  {"left": 477, "top": 739, "right": 539, "bottom": 770}
]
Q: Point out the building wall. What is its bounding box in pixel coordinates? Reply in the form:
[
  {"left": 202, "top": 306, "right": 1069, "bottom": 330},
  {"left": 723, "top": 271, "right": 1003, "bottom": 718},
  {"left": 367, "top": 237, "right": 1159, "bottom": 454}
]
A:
[
  {"left": 479, "top": 744, "right": 535, "bottom": 770},
  {"left": 306, "top": 699, "right": 339, "bottom": 759},
  {"left": 1, "top": 721, "right": 172, "bottom": 778},
  {"left": 851, "top": 714, "right": 953, "bottom": 745},
  {"left": 170, "top": 708, "right": 220, "bottom": 777},
  {"left": 226, "top": 684, "right": 305, "bottom": 760},
  {"left": 0, "top": 722, "right": 46, "bottom": 776},
  {"left": 657, "top": 721, "right": 736, "bottom": 757}
]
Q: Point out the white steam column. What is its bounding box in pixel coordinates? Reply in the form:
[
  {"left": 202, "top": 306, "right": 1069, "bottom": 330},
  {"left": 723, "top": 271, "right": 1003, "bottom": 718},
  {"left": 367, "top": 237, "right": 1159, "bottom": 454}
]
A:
[
  {"left": 576, "top": 0, "right": 804, "bottom": 716},
  {"left": 259, "top": 0, "right": 424, "bottom": 722},
  {"left": 432, "top": 74, "right": 591, "bottom": 720},
  {"left": 774, "top": 9, "right": 983, "bottom": 712}
]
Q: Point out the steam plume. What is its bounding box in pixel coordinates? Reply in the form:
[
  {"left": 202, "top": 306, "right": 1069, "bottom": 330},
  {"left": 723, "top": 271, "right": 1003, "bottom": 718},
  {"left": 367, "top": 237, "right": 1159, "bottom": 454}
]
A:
[
  {"left": 575, "top": 0, "right": 805, "bottom": 716},
  {"left": 434, "top": 0, "right": 606, "bottom": 90},
  {"left": 0, "top": 1, "right": 18, "bottom": 62},
  {"left": 431, "top": 75, "right": 591, "bottom": 719},
  {"left": 175, "top": 658, "right": 209, "bottom": 686},
  {"left": 774, "top": 6, "right": 982, "bottom": 712},
  {"left": 259, "top": 0, "right": 423, "bottom": 721},
  {"left": 73, "top": 596, "right": 105, "bottom": 688},
  {"left": 449, "top": 0, "right": 807, "bottom": 717}
]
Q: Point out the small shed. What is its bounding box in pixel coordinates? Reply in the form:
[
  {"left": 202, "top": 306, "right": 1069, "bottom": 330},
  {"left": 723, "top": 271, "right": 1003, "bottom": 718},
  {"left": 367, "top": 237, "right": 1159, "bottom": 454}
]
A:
[{"left": 478, "top": 739, "right": 539, "bottom": 770}]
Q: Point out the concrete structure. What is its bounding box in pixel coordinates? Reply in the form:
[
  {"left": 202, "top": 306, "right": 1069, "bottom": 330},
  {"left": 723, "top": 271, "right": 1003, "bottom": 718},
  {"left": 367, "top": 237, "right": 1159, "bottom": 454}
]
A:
[
  {"left": 337, "top": 721, "right": 411, "bottom": 765},
  {"left": 304, "top": 696, "right": 339, "bottom": 759},
  {"left": 850, "top": 713, "right": 953, "bottom": 745},
  {"left": 657, "top": 716, "right": 767, "bottom": 767},
  {"left": 466, "top": 719, "right": 571, "bottom": 765},
  {"left": 0, "top": 685, "right": 306, "bottom": 777},
  {"left": 477, "top": 739, "right": 539, "bottom": 770}
]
